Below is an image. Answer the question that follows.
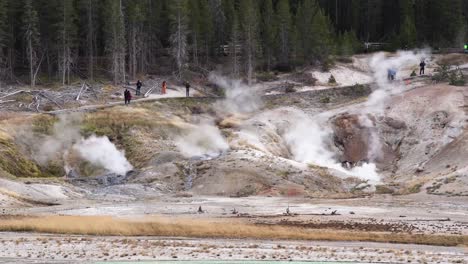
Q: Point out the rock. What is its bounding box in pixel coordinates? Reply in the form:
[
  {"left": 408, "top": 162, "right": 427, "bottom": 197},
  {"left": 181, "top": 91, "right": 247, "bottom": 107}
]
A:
[
  {"left": 384, "top": 117, "right": 407, "bottom": 129},
  {"left": 332, "top": 113, "right": 398, "bottom": 168}
]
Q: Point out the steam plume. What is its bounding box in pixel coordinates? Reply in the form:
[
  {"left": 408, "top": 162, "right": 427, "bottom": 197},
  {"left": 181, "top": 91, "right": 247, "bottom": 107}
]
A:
[
  {"left": 209, "top": 73, "right": 262, "bottom": 114},
  {"left": 73, "top": 135, "right": 133, "bottom": 175},
  {"left": 175, "top": 122, "right": 229, "bottom": 158}
]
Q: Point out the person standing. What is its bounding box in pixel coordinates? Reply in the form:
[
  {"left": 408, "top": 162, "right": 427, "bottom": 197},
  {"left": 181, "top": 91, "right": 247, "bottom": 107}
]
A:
[
  {"left": 124, "top": 89, "right": 132, "bottom": 105},
  {"left": 185, "top": 81, "right": 190, "bottom": 97},
  {"left": 161, "top": 81, "right": 167, "bottom": 95},
  {"left": 419, "top": 60, "right": 426, "bottom": 75},
  {"left": 136, "top": 80, "right": 142, "bottom": 96}
]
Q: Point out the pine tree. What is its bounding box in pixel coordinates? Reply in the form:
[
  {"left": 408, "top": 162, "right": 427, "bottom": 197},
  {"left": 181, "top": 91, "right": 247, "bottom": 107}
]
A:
[
  {"left": 222, "top": 0, "right": 235, "bottom": 38},
  {"left": 146, "top": 0, "right": 164, "bottom": 67},
  {"left": 239, "top": 0, "right": 258, "bottom": 84},
  {"left": 311, "top": 6, "right": 334, "bottom": 62},
  {"left": 260, "top": 0, "right": 275, "bottom": 70},
  {"left": 296, "top": 0, "right": 316, "bottom": 64},
  {"left": 399, "top": 15, "right": 417, "bottom": 48},
  {"left": 0, "top": 0, "right": 8, "bottom": 77},
  {"left": 198, "top": 0, "right": 214, "bottom": 63},
  {"left": 127, "top": 1, "right": 146, "bottom": 80},
  {"left": 230, "top": 12, "right": 241, "bottom": 77},
  {"left": 104, "top": 0, "right": 126, "bottom": 84},
  {"left": 22, "top": 0, "right": 41, "bottom": 87},
  {"left": 340, "top": 30, "right": 360, "bottom": 56},
  {"left": 80, "top": 0, "right": 97, "bottom": 81},
  {"left": 169, "top": 0, "right": 189, "bottom": 79},
  {"left": 414, "top": 0, "right": 429, "bottom": 44},
  {"left": 209, "top": 0, "right": 225, "bottom": 57},
  {"left": 276, "top": 0, "right": 292, "bottom": 65},
  {"left": 188, "top": 0, "right": 201, "bottom": 65},
  {"left": 426, "top": 0, "right": 463, "bottom": 47},
  {"left": 58, "top": 0, "right": 77, "bottom": 85}
]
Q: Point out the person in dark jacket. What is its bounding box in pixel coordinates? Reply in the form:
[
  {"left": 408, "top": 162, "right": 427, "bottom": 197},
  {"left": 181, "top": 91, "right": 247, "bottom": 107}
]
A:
[
  {"left": 185, "top": 81, "right": 190, "bottom": 97},
  {"left": 419, "top": 60, "right": 426, "bottom": 75},
  {"left": 124, "top": 89, "right": 132, "bottom": 105},
  {"left": 136, "top": 80, "right": 142, "bottom": 95}
]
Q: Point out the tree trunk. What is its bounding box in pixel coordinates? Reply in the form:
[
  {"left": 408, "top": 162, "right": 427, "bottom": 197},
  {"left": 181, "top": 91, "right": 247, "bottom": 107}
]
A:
[
  {"left": 130, "top": 23, "right": 137, "bottom": 80},
  {"left": 87, "top": 0, "right": 94, "bottom": 81},
  {"left": 28, "top": 36, "right": 34, "bottom": 87},
  {"left": 193, "top": 33, "right": 198, "bottom": 66}
]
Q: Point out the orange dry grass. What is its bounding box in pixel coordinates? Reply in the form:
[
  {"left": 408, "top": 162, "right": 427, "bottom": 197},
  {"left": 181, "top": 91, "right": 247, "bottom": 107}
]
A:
[{"left": 0, "top": 215, "right": 466, "bottom": 247}]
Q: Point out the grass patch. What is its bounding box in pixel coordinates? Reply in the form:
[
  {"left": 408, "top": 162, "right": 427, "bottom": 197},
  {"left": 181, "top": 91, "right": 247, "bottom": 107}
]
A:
[
  {"left": 31, "top": 114, "right": 57, "bottom": 135},
  {"left": 81, "top": 106, "right": 183, "bottom": 168},
  {"left": 0, "top": 215, "right": 465, "bottom": 247},
  {"left": 0, "top": 131, "right": 44, "bottom": 178},
  {"left": 406, "top": 183, "right": 423, "bottom": 194},
  {"left": 375, "top": 185, "right": 395, "bottom": 194}
]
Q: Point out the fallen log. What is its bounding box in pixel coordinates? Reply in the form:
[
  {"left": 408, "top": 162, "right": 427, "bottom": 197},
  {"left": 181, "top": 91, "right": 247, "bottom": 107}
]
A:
[
  {"left": 75, "top": 83, "right": 86, "bottom": 101},
  {"left": 38, "top": 92, "right": 62, "bottom": 109},
  {"left": 0, "top": 90, "right": 26, "bottom": 100},
  {"left": 0, "top": 99, "right": 16, "bottom": 104}
]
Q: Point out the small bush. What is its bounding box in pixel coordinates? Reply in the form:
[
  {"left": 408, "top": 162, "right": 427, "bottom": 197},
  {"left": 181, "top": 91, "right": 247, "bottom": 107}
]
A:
[
  {"left": 410, "top": 70, "right": 417, "bottom": 77},
  {"left": 256, "top": 72, "right": 278, "bottom": 82},
  {"left": 320, "top": 97, "right": 330, "bottom": 103},
  {"left": 375, "top": 185, "right": 394, "bottom": 194},
  {"left": 321, "top": 58, "right": 335, "bottom": 72},
  {"left": 432, "top": 64, "right": 450, "bottom": 82},
  {"left": 328, "top": 74, "right": 337, "bottom": 84},
  {"left": 285, "top": 86, "right": 296, "bottom": 93},
  {"left": 273, "top": 63, "right": 292, "bottom": 73},
  {"left": 449, "top": 68, "right": 465, "bottom": 86},
  {"left": 407, "top": 183, "right": 422, "bottom": 194},
  {"left": 352, "top": 83, "right": 367, "bottom": 94},
  {"left": 336, "top": 56, "right": 353, "bottom": 64},
  {"left": 290, "top": 71, "right": 317, "bottom": 85}
]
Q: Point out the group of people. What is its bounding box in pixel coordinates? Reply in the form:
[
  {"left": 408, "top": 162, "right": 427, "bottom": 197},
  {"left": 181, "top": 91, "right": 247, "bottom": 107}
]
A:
[
  {"left": 124, "top": 80, "right": 191, "bottom": 105},
  {"left": 387, "top": 60, "right": 426, "bottom": 82}
]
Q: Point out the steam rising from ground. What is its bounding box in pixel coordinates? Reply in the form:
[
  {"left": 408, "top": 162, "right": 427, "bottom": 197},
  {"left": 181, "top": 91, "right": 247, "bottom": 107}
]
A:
[
  {"left": 182, "top": 54, "right": 431, "bottom": 183},
  {"left": 35, "top": 113, "right": 82, "bottom": 164},
  {"left": 362, "top": 50, "right": 430, "bottom": 162},
  {"left": 367, "top": 50, "right": 430, "bottom": 113},
  {"left": 73, "top": 135, "right": 133, "bottom": 175},
  {"left": 175, "top": 74, "right": 262, "bottom": 158},
  {"left": 209, "top": 73, "right": 261, "bottom": 114},
  {"left": 283, "top": 50, "right": 430, "bottom": 182},
  {"left": 175, "top": 122, "right": 229, "bottom": 158},
  {"left": 32, "top": 113, "right": 133, "bottom": 175},
  {"left": 283, "top": 109, "right": 380, "bottom": 182}
]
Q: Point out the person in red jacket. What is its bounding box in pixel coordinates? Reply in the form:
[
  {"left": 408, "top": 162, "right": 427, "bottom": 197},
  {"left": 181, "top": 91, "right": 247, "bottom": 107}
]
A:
[{"left": 161, "top": 81, "right": 167, "bottom": 95}]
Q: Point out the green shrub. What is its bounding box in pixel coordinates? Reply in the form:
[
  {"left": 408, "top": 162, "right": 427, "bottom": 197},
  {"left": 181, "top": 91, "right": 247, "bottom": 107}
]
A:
[
  {"left": 410, "top": 70, "right": 417, "bottom": 77},
  {"left": 256, "top": 72, "right": 278, "bottom": 82},
  {"left": 285, "top": 86, "right": 296, "bottom": 93},
  {"left": 449, "top": 68, "right": 465, "bottom": 86},
  {"left": 328, "top": 74, "right": 337, "bottom": 84},
  {"left": 320, "top": 97, "right": 330, "bottom": 103},
  {"left": 432, "top": 64, "right": 450, "bottom": 82},
  {"left": 375, "top": 185, "right": 394, "bottom": 194}
]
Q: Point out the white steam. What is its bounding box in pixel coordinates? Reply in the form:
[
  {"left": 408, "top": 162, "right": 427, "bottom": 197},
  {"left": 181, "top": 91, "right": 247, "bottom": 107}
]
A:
[
  {"left": 361, "top": 49, "right": 430, "bottom": 161},
  {"left": 175, "top": 73, "right": 261, "bottom": 158},
  {"left": 30, "top": 113, "right": 133, "bottom": 176},
  {"left": 209, "top": 73, "right": 262, "bottom": 114},
  {"left": 366, "top": 50, "right": 430, "bottom": 114},
  {"left": 35, "top": 113, "right": 82, "bottom": 164},
  {"left": 175, "top": 122, "right": 229, "bottom": 158},
  {"left": 283, "top": 109, "right": 380, "bottom": 183},
  {"left": 73, "top": 135, "right": 133, "bottom": 175}
]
